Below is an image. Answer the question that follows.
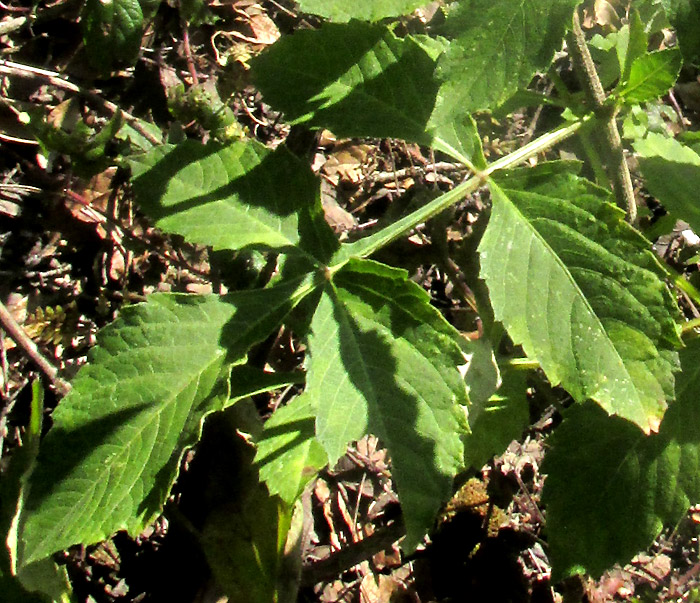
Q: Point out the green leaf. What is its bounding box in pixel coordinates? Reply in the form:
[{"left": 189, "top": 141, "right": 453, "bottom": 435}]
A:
[
  {"left": 661, "top": 0, "right": 700, "bottom": 62},
  {"left": 295, "top": 0, "right": 427, "bottom": 22},
  {"left": 20, "top": 282, "right": 312, "bottom": 565},
  {"left": 436, "top": 0, "right": 579, "bottom": 113},
  {"left": 479, "top": 166, "right": 681, "bottom": 433},
  {"left": 617, "top": 48, "right": 682, "bottom": 104},
  {"left": 616, "top": 8, "right": 648, "bottom": 83},
  {"left": 255, "top": 394, "right": 327, "bottom": 506},
  {"left": 463, "top": 367, "right": 529, "bottom": 471},
  {"left": 130, "top": 140, "right": 329, "bottom": 259},
  {"left": 307, "top": 259, "right": 469, "bottom": 549},
  {"left": 82, "top": 0, "right": 143, "bottom": 73},
  {"left": 251, "top": 22, "right": 483, "bottom": 167},
  {"left": 197, "top": 409, "right": 296, "bottom": 603},
  {"left": 635, "top": 133, "right": 700, "bottom": 233},
  {"left": 543, "top": 337, "right": 700, "bottom": 579}
]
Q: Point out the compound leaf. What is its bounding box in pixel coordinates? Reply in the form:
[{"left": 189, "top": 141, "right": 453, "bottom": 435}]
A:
[
  {"left": 295, "top": 0, "right": 426, "bottom": 22},
  {"left": 479, "top": 166, "right": 680, "bottom": 433},
  {"left": 543, "top": 337, "right": 700, "bottom": 579},
  {"left": 20, "top": 281, "right": 311, "bottom": 565},
  {"left": 307, "top": 259, "right": 469, "bottom": 549},
  {"left": 251, "top": 21, "right": 482, "bottom": 166},
  {"left": 130, "top": 140, "right": 327, "bottom": 259},
  {"left": 436, "top": 0, "right": 579, "bottom": 114},
  {"left": 635, "top": 133, "right": 700, "bottom": 233}
]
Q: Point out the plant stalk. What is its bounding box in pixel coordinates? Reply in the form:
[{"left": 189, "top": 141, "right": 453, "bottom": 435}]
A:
[
  {"left": 566, "top": 10, "right": 637, "bottom": 222},
  {"left": 332, "top": 116, "right": 590, "bottom": 268}
]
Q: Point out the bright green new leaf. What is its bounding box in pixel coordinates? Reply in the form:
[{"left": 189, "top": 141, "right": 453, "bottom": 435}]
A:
[
  {"left": 296, "top": 0, "right": 427, "bottom": 22},
  {"left": 251, "top": 22, "right": 483, "bottom": 167},
  {"left": 616, "top": 8, "right": 648, "bottom": 84},
  {"left": 255, "top": 393, "right": 327, "bottom": 506},
  {"left": 307, "top": 259, "right": 468, "bottom": 549},
  {"left": 82, "top": 0, "right": 143, "bottom": 73},
  {"left": 635, "top": 132, "right": 700, "bottom": 233},
  {"left": 20, "top": 282, "right": 311, "bottom": 565},
  {"left": 543, "top": 337, "right": 700, "bottom": 579},
  {"left": 130, "top": 140, "right": 329, "bottom": 259},
  {"left": 618, "top": 48, "right": 682, "bottom": 104},
  {"left": 436, "top": 0, "right": 579, "bottom": 113},
  {"left": 479, "top": 166, "right": 680, "bottom": 433}
]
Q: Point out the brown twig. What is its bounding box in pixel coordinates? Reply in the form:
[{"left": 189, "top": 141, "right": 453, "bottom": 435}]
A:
[
  {"left": 0, "top": 299, "right": 71, "bottom": 396},
  {"left": 181, "top": 24, "right": 199, "bottom": 86},
  {"left": 300, "top": 519, "right": 405, "bottom": 587},
  {"left": 0, "top": 59, "right": 162, "bottom": 146}
]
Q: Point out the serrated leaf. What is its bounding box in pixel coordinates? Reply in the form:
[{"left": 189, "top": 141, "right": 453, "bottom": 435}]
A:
[
  {"left": 20, "top": 281, "right": 312, "bottom": 565},
  {"left": 255, "top": 393, "right": 327, "bottom": 506},
  {"left": 307, "top": 258, "right": 468, "bottom": 549},
  {"left": 130, "top": 140, "right": 330, "bottom": 259},
  {"left": 635, "top": 133, "right": 700, "bottom": 233},
  {"left": 251, "top": 22, "right": 483, "bottom": 167},
  {"left": 479, "top": 166, "right": 680, "bottom": 433},
  {"left": 618, "top": 48, "right": 682, "bottom": 104},
  {"left": 616, "top": 8, "right": 648, "bottom": 83},
  {"left": 296, "top": 0, "right": 426, "bottom": 22},
  {"left": 436, "top": 0, "right": 579, "bottom": 114},
  {"left": 82, "top": 0, "right": 143, "bottom": 73},
  {"left": 543, "top": 337, "right": 700, "bottom": 579}
]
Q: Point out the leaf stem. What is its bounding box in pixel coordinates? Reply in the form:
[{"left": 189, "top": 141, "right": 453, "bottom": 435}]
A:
[
  {"left": 331, "top": 117, "right": 590, "bottom": 267},
  {"left": 502, "top": 357, "right": 541, "bottom": 371}
]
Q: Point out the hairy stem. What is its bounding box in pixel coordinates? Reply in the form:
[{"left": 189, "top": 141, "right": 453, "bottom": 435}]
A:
[{"left": 566, "top": 10, "right": 637, "bottom": 222}]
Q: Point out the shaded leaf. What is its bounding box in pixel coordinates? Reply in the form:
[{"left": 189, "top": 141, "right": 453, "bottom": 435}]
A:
[
  {"left": 255, "top": 394, "right": 327, "bottom": 506},
  {"left": 307, "top": 259, "right": 468, "bottom": 549},
  {"left": 436, "top": 0, "right": 579, "bottom": 113},
  {"left": 463, "top": 368, "right": 528, "bottom": 471},
  {"left": 479, "top": 166, "right": 680, "bottom": 433},
  {"left": 82, "top": 0, "right": 143, "bottom": 73},
  {"left": 661, "top": 0, "right": 700, "bottom": 62},
  {"left": 251, "top": 22, "right": 482, "bottom": 166},
  {"left": 618, "top": 48, "right": 682, "bottom": 104},
  {"left": 130, "top": 140, "right": 331, "bottom": 259},
  {"left": 543, "top": 337, "right": 700, "bottom": 579},
  {"left": 20, "top": 282, "right": 312, "bottom": 565},
  {"left": 635, "top": 133, "right": 700, "bottom": 233},
  {"left": 296, "top": 0, "right": 426, "bottom": 22}
]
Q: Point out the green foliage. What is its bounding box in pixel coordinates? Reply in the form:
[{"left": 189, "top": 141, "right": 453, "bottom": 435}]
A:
[
  {"left": 635, "top": 133, "right": 700, "bottom": 233},
  {"left": 543, "top": 337, "right": 700, "bottom": 579},
  {"left": 82, "top": 0, "right": 145, "bottom": 74},
  {"left": 15, "top": 0, "right": 700, "bottom": 598},
  {"left": 295, "top": 0, "right": 426, "bottom": 22},
  {"left": 480, "top": 165, "right": 681, "bottom": 433},
  {"left": 436, "top": 0, "right": 580, "bottom": 114}
]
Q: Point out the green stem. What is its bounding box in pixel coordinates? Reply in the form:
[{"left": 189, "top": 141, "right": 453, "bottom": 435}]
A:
[
  {"left": 502, "top": 357, "right": 541, "bottom": 371},
  {"left": 329, "top": 116, "right": 590, "bottom": 270},
  {"left": 566, "top": 9, "right": 636, "bottom": 222}
]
